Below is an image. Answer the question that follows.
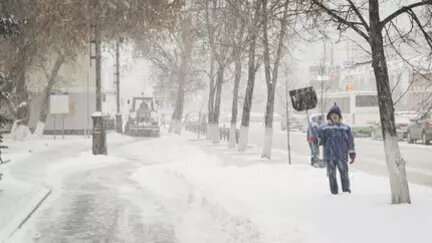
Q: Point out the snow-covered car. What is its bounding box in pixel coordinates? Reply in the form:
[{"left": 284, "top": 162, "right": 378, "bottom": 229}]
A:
[
  {"left": 371, "top": 121, "right": 408, "bottom": 141},
  {"left": 407, "top": 112, "right": 432, "bottom": 144},
  {"left": 370, "top": 111, "right": 417, "bottom": 141},
  {"left": 280, "top": 113, "right": 304, "bottom": 131},
  {"left": 371, "top": 112, "right": 413, "bottom": 140}
]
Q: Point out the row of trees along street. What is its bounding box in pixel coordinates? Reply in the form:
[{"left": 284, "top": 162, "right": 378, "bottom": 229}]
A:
[
  {"left": 2, "top": 0, "right": 432, "bottom": 204},
  {"left": 0, "top": 0, "right": 182, "bottom": 137}
]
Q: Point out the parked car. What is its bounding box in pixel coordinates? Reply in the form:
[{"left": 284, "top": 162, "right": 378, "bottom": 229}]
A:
[
  {"left": 352, "top": 125, "right": 374, "bottom": 138},
  {"left": 406, "top": 112, "right": 432, "bottom": 144},
  {"left": 280, "top": 113, "right": 304, "bottom": 131},
  {"left": 371, "top": 111, "right": 417, "bottom": 141},
  {"left": 300, "top": 114, "right": 324, "bottom": 133},
  {"left": 370, "top": 116, "right": 410, "bottom": 141}
]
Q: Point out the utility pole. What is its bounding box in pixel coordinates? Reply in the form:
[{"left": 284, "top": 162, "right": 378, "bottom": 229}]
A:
[
  {"left": 284, "top": 74, "right": 292, "bottom": 165},
  {"left": 115, "top": 38, "right": 123, "bottom": 133},
  {"left": 91, "top": 0, "right": 107, "bottom": 155},
  {"left": 320, "top": 40, "right": 327, "bottom": 120}
]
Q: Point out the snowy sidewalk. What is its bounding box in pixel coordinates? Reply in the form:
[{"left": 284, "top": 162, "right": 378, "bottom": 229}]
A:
[
  {"left": 130, "top": 132, "right": 432, "bottom": 243},
  {"left": 0, "top": 135, "right": 94, "bottom": 242},
  {"left": 0, "top": 178, "right": 50, "bottom": 242},
  {"left": 2, "top": 132, "right": 431, "bottom": 243}
]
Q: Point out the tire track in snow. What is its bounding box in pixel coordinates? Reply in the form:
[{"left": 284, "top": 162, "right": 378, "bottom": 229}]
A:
[
  {"left": 21, "top": 161, "right": 177, "bottom": 243},
  {"left": 132, "top": 166, "right": 264, "bottom": 243}
]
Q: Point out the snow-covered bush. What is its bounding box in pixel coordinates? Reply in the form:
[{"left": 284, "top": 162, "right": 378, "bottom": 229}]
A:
[{"left": 0, "top": 15, "right": 20, "bottom": 37}]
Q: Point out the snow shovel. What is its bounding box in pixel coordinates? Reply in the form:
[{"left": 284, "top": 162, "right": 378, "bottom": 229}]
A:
[{"left": 289, "top": 87, "right": 324, "bottom": 168}]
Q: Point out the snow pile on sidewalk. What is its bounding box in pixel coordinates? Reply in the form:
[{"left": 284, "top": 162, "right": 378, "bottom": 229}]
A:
[{"left": 131, "top": 135, "right": 432, "bottom": 243}]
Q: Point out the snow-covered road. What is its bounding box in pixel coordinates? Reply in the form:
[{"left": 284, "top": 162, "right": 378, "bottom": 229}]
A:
[{"left": 247, "top": 123, "right": 432, "bottom": 186}]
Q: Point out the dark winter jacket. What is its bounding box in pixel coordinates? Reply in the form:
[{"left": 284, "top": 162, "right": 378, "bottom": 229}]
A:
[
  {"left": 307, "top": 121, "right": 319, "bottom": 143},
  {"left": 318, "top": 121, "right": 356, "bottom": 163}
]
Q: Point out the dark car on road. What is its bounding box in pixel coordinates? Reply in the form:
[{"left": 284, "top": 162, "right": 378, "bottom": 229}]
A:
[{"left": 407, "top": 112, "right": 432, "bottom": 144}]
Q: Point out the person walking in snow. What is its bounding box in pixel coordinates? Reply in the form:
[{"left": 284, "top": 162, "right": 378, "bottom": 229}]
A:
[
  {"left": 318, "top": 104, "right": 356, "bottom": 194},
  {"left": 307, "top": 115, "right": 323, "bottom": 167}
]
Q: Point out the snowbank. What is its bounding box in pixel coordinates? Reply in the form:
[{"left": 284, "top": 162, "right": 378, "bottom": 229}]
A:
[{"left": 131, "top": 135, "right": 432, "bottom": 243}]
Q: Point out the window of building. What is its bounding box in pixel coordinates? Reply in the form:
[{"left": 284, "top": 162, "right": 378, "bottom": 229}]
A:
[
  {"left": 355, "top": 95, "right": 378, "bottom": 107},
  {"left": 323, "top": 97, "right": 351, "bottom": 113}
]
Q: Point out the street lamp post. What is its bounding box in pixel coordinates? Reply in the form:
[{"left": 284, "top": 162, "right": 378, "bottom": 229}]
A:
[
  {"left": 320, "top": 40, "right": 327, "bottom": 120},
  {"left": 91, "top": 0, "right": 107, "bottom": 155},
  {"left": 115, "top": 38, "right": 123, "bottom": 133}
]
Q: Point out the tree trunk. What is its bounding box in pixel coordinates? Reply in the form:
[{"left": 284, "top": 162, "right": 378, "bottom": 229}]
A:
[
  {"left": 34, "top": 54, "right": 66, "bottom": 136},
  {"left": 170, "top": 68, "right": 186, "bottom": 135},
  {"left": 229, "top": 51, "right": 242, "bottom": 148},
  {"left": 207, "top": 52, "right": 216, "bottom": 140},
  {"left": 10, "top": 46, "right": 31, "bottom": 141},
  {"left": 168, "top": 108, "right": 177, "bottom": 133},
  {"left": 15, "top": 67, "right": 28, "bottom": 112},
  {"left": 170, "top": 85, "right": 184, "bottom": 135},
  {"left": 369, "top": 0, "right": 410, "bottom": 204},
  {"left": 285, "top": 74, "right": 292, "bottom": 165},
  {"left": 261, "top": 0, "right": 288, "bottom": 159},
  {"left": 238, "top": 1, "right": 261, "bottom": 152},
  {"left": 212, "top": 65, "right": 225, "bottom": 144},
  {"left": 12, "top": 40, "right": 36, "bottom": 123},
  {"left": 262, "top": 85, "right": 276, "bottom": 158},
  {"left": 171, "top": 29, "right": 192, "bottom": 135},
  {"left": 261, "top": 0, "right": 273, "bottom": 158},
  {"left": 238, "top": 43, "right": 256, "bottom": 151}
]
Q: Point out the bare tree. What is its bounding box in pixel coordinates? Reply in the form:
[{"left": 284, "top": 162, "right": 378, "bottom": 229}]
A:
[
  {"left": 261, "top": 0, "right": 290, "bottom": 158},
  {"left": 201, "top": 0, "right": 238, "bottom": 144},
  {"left": 308, "top": 0, "right": 432, "bottom": 204},
  {"left": 31, "top": 0, "right": 91, "bottom": 136},
  {"left": 238, "top": 0, "right": 262, "bottom": 151},
  {"left": 225, "top": 0, "right": 248, "bottom": 148},
  {"left": 133, "top": 6, "right": 200, "bottom": 134},
  {"left": 0, "top": 13, "right": 20, "bottom": 126},
  {"left": 0, "top": 0, "right": 182, "bottom": 139}
]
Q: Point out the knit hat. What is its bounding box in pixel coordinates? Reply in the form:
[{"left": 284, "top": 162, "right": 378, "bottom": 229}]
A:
[{"left": 327, "top": 103, "right": 342, "bottom": 120}]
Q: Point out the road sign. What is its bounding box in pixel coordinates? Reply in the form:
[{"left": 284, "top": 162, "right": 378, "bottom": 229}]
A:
[{"left": 50, "top": 93, "right": 70, "bottom": 114}]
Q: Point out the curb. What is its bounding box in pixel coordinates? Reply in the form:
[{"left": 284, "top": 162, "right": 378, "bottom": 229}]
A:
[{"left": 0, "top": 187, "right": 52, "bottom": 242}]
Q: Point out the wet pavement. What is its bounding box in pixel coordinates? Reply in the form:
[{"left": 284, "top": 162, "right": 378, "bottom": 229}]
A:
[{"left": 26, "top": 157, "right": 176, "bottom": 242}]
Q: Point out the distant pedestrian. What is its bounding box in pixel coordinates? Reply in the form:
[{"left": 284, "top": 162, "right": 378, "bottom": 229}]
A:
[{"left": 318, "top": 104, "right": 356, "bottom": 194}]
